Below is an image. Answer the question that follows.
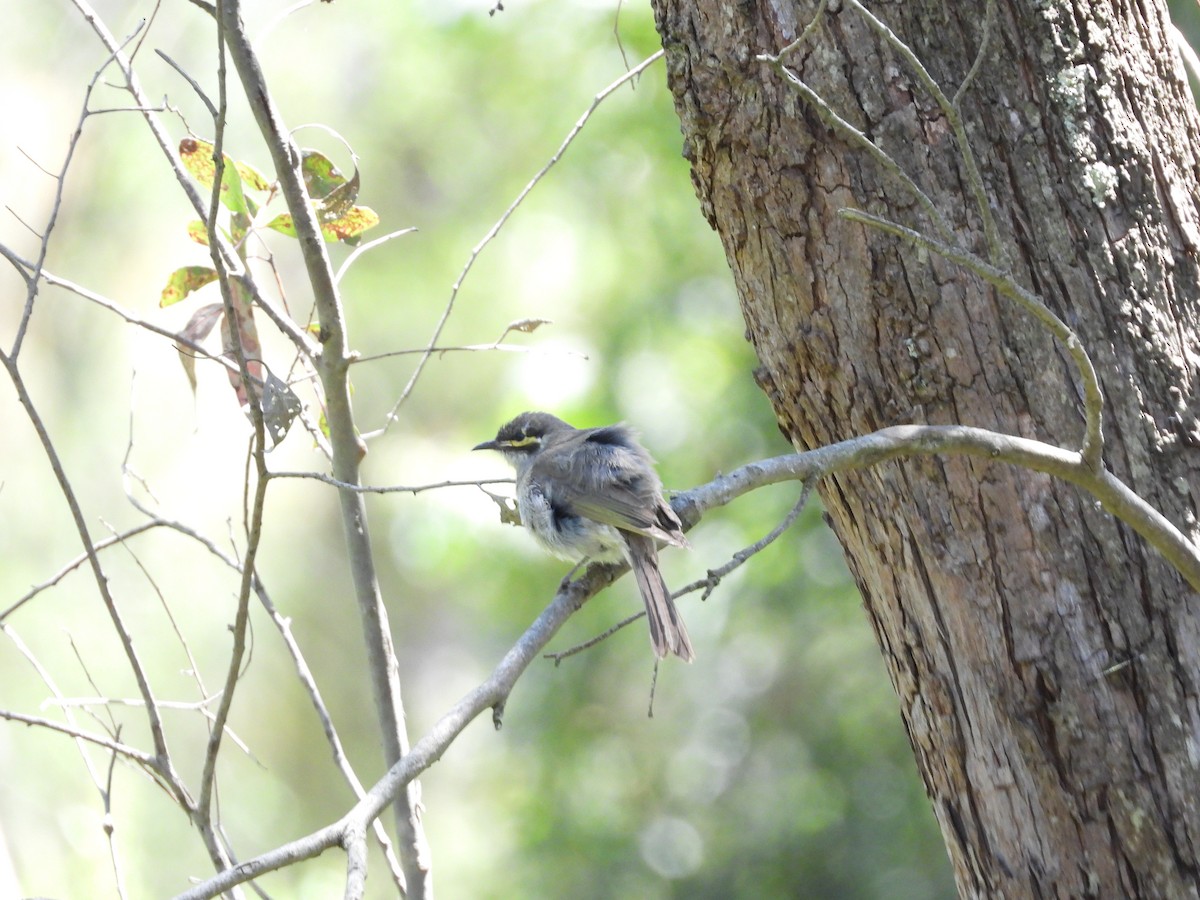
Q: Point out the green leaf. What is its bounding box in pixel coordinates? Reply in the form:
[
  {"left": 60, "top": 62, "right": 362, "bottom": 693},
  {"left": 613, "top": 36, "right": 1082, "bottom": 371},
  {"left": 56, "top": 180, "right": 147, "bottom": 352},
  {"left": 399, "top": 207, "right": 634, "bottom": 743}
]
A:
[
  {"left": 160, "top": 266, "right": 218, "bottom": 307},
  {"left": 219, "top": 155, "right": 249, "bottom": 216},
  {"left": 236, "top": 160, "right": 271, "bottom": 193},
  {"left": 264, "top": 213, "right": 298, "bottom": 238},
  {"left": 178, "top": 138, "right": 263, "bottom": 216},
  {"left": 260, "top": 148, "right": 375, "bottom": 243},
  {"left": 320, "top": 205, "right": 379, "bottom": 244},
  {"left": 186, "top": 221, "right": 210, "bottom": 245},
  {"left": 179, "top": 138, "right": 216, "bottom": 186},
  {"left": 300, "top": 150, "right": 353, "bottom": 201},
  {"left": 265, "top": 206, "right": 379, "bottom": 243}
]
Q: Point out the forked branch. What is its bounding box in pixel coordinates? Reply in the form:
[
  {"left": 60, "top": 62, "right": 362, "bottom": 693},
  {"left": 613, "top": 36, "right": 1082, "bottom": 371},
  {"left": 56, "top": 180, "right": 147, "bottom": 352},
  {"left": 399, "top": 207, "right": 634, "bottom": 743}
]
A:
[
  {"left": 757, "top": 1, "right": 1105, "bottom": 467},
  {"left": 175, "top": 418, "right": 1200, "bottom": 899}
]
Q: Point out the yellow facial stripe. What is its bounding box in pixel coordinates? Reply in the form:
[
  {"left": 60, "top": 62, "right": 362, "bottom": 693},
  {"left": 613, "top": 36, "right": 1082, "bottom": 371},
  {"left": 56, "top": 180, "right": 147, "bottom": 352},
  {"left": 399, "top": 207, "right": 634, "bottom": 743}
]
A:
[{"left": 503, "top": 435, "right": 540, "bottom": 448}]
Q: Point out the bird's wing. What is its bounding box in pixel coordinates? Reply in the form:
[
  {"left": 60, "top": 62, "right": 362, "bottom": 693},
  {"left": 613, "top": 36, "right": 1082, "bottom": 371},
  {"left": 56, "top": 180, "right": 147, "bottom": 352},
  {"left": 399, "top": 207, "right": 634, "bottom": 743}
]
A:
[{"left": 534, "top": 425, "right": 689, "bottom": 546}]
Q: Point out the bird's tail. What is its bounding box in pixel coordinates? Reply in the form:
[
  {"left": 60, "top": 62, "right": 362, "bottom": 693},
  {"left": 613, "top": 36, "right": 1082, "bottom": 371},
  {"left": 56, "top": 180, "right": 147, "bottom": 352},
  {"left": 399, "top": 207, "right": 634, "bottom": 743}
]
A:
[{"left": 625, "top": 534, "right": 695, "bottom": 662}]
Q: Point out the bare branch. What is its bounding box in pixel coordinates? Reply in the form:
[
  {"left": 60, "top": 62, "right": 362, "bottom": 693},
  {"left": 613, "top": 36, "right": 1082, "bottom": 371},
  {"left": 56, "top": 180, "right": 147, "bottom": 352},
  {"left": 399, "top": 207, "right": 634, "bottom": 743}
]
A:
[
  {"left": 268, "top": 471, "right": 512, "bottom": 494},
  {"left": 9, "top": 17, "right": 147, "bottom": 358},
  {"left": 0, "top": 521, "right": 160, "bottom": 622},
  {"left": 255, "top": 584, "right": 406, "bottom": 890},
  {"left": 369, "top": 50, "right": 666, "bottom": 438},
  {"left": 844, "top": 0, "right": 1003, "bottom": 262},
  {"left": 215, "top": 1, "right": 430, "bottom": 890},
  {"left": 176, "top": 420, "right": 1200, "bottom": 898},
  {"left": 838, "top": 208, "right": 1105, "bottom": 468},
  {"left": 0, "top": 361, "right": 177, "bottom": 772},
  {"left": 0, "top": 707, "right": 156, "bottom": 768}
]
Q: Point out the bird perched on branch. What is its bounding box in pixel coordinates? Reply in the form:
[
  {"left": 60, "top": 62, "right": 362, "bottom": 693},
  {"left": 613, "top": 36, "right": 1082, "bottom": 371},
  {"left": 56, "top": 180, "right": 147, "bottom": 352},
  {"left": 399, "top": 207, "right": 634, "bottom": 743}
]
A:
[{"left": 474, "top": 411, "right": 695, "bottom": 661}]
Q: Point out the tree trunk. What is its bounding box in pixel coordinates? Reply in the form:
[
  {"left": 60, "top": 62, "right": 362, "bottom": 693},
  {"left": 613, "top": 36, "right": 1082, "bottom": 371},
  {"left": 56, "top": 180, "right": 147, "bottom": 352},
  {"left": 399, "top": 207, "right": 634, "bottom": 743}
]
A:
[{"left": 652, "top": 0, "right": 1200, "bottom": 895}]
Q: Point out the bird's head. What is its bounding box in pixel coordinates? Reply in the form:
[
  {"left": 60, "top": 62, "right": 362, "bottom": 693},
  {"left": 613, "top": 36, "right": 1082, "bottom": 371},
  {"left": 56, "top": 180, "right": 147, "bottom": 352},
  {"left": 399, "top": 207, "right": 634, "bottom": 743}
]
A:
[{"left": 472, "top": 411, "right": 573, "bottom": 468}]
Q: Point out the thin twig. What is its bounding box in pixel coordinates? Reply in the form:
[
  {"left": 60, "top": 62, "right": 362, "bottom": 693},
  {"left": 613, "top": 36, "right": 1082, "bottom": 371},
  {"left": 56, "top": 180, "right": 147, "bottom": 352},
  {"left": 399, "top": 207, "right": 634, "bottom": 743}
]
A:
[
  {"left": 612, "top": 0, "right": 632, "bottom": 81},
  {"left": 64, "top": 632, "right": 122, "bottom": 737},
  {"left": 354, "top": 339, "right": 577, "bottom": 365},
  {"left": 0, "top": 360, "right": 176, "bottom": 773},
  {"left": 546, "top": 483, "right": 815, "bottom": 663},
  {"left": 103, "top": 518, "right": 211, "bottom": 709},
  {"left": 197, "top": 16, "right": 269, "bottom": 831},
  {"left": 48, "top": 695, "right": 224, "bottom": 711},
  {"left": 217, "top": 2, "right": 431, "bottom": 890},
  {"left": 253, "top": 0, "right": 317, "bottom": 47},
  {"left": 0, "top": 521, "right": 160, "bottom": 622},
  {"left": 267, "top": 470, "right": 512, "bottom": 494},
  {"left": 368, "top": 50, "right": 666, "bottom": 439},
  {"left": 9, "top": 18, "right": 146, "bottom": 359},
  {"left": 178, "top": 419, "right": 1200, "bottom": 899},
  {"left": 774, "top": 0, "right": 829, "bottom": 60},
  {"left": 353, "top": 317, "right": 564, "bottom": 365},
  {"left": 16, "top": 145, "right": 59, "bottom": 179},
  {"left": 3, "top": 623, "right": 108, "bottom": 791},
  {"left": 156, "top": 49, "right": 218, "bottom": 118},
  {"left": 102, "top": 734, "right": 130, "bottom": 900},
  {"left": 844, "top": 0, "right": 1002, "bottom": 262},
  {"left": 756, "top": 50, "right": 955, "bottom": 241},
  {"left": 678, "top": 480, "right": 814, "bottom": 600},
  {"left": 333, "top": 226, "right": 418, "bottom": 285},
  {"left": 0, "top": 707, "right": 157, "bottom": 766},
  {"left": 837, "top": 208, "right": 1104, "bottom": 468},
  {"left": 953, "top": 0, "right": 996, "bottom": 107}
]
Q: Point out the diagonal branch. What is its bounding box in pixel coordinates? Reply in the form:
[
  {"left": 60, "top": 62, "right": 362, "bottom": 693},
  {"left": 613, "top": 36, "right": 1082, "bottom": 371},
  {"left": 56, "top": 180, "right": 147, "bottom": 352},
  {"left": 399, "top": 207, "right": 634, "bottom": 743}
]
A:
[
  {"left": 214, "top": 1, "right": 430, "bottom": 893},
  {"left": 838, "top": 209, "right": 1105, "bottom": 468},
  {"left": 844, "top": 0, "right": 1003, "bottom": 262},
  {"left": 760, "top": 17, "right": 1106, "bottom": 471},
  {"left": 0, "top": 707, "right": 158, "bottom": 768},
  {"left": 174, "top": 420, "right": 1200, "bottom": 899},
  {"left": 367, "top": 49, "right": 666, "bottom": 439},
  {"left": 195, "top": 11, "right": 270, "bottom": 834},
  {"left": 8, "top": 17, "right": 145, "bottom": 358},
  {"left": 0, "top": 360, "right": 178, "bottom": 780}
]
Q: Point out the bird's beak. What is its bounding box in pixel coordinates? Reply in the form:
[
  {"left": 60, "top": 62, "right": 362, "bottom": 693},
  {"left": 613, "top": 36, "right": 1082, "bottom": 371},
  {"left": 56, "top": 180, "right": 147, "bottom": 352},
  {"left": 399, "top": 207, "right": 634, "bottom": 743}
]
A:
[{"left": 472, "top": 439, "right": 499, "bottom": 452}]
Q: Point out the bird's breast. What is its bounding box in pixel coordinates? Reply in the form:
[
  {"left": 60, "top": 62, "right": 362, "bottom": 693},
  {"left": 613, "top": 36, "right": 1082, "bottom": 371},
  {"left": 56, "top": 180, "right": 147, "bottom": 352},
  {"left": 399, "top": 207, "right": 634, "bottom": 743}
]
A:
[{"left": 518, "top": 481, "right": 625, "bottom": 563}]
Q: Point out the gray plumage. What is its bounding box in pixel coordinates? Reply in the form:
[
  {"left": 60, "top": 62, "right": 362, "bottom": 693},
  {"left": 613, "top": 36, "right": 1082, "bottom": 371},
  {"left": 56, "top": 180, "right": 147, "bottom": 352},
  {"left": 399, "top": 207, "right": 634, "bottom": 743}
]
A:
[{"left": 474, "top": 411, "right": 694, "bottom": 661}]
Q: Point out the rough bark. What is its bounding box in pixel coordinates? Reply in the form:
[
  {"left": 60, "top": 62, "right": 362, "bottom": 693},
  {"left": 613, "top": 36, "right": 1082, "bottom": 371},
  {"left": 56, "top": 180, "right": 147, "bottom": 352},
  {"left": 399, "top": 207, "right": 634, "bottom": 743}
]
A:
[{"left": 652, "top": 0, "right": 1200, "bottom": 896}]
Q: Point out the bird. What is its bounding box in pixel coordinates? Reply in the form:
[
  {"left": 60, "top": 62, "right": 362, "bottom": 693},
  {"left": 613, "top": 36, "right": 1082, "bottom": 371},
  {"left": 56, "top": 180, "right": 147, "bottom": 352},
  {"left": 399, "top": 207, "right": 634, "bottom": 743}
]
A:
[{"left": 473, "top": 411, "right": 695, "bottom": 661}]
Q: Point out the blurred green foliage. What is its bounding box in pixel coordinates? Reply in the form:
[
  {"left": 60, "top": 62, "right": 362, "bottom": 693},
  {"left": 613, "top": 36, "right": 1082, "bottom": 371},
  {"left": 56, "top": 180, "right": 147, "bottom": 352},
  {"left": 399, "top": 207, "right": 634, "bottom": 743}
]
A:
[{"left": 37, "top": 0, "right": 1173, "bottom": 896}]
